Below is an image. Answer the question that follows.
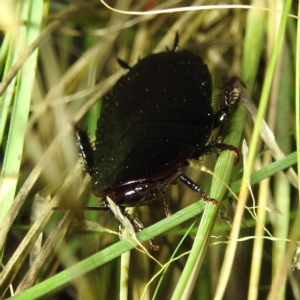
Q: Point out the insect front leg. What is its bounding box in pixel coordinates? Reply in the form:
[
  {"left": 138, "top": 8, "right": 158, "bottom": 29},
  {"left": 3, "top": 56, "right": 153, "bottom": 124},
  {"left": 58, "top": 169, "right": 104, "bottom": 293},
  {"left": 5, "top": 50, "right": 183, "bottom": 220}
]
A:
[{"left": 213, "top": 77, "right": 242, "bottom": 129}]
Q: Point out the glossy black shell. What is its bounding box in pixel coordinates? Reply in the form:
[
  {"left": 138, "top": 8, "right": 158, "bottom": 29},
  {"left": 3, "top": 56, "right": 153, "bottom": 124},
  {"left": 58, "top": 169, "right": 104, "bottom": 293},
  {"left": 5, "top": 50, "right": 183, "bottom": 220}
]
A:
[{"left": 93, "top": 50, "right": 214, "bottom": 199}]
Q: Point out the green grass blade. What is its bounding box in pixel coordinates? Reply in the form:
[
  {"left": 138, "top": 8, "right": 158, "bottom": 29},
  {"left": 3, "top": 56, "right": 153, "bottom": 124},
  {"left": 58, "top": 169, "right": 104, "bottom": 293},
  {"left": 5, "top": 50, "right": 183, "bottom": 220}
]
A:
[{"left": 0, "top": 1, "right": 44, "bottom": 222}]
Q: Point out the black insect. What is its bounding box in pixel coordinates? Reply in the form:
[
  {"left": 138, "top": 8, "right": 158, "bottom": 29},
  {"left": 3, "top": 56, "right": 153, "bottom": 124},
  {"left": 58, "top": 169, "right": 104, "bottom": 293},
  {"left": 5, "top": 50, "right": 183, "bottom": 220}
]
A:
[{"left": 61, "top": 34, "right": 239, "bottom": 249}]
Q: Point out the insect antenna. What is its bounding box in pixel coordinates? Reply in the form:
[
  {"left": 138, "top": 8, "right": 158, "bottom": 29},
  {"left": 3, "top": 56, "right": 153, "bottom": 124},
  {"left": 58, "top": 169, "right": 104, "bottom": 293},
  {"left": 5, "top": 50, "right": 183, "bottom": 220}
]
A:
[{"left": 52, "top": 206, "right": 111, "bottom": 212}]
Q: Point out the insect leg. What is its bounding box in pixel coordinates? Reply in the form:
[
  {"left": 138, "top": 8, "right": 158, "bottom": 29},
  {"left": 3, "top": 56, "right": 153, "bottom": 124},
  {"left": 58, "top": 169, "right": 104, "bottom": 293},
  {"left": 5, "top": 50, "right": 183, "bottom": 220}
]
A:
[
  {"left": 178, "top": 173, "right": 218, "bottom": 205},
  {"left": 117, "top": 58, "right": 131, "bottom": 71},
  {"left": 75, "top": 125, "right": 94, "bottom": 175},
  {"left": 122, "top": 209, "right": 159, "bottom": 251},
  {"left": 200, "top": 138, "right": 240, "bottom": 164},
  {"left": 163, "top": 196, "right": 171, "bottom": 217},
  {"left": 165, "top": 32, "right": 179, "bottom": 52},
  {"left": 213, "top": 77, "right": 243, "bottom": 129},
  {"left": 172, "top": 32, "right": 179, "bottom": 52},
  {"left": 79, "top": 206, "right": 111, "bottom": 212}
]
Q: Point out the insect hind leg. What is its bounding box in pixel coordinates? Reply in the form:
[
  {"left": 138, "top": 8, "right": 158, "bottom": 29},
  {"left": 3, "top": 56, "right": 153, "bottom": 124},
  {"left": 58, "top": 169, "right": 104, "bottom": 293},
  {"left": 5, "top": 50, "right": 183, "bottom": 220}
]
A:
[
  {"left": 199, "top": 137, "right": 240, "bottom": 165},
  {"left": 178, "top": 173, "right": 218, "bottom": 205},
  {"left": 120, "top": 207, "right": 160, "bottom": 251}
]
